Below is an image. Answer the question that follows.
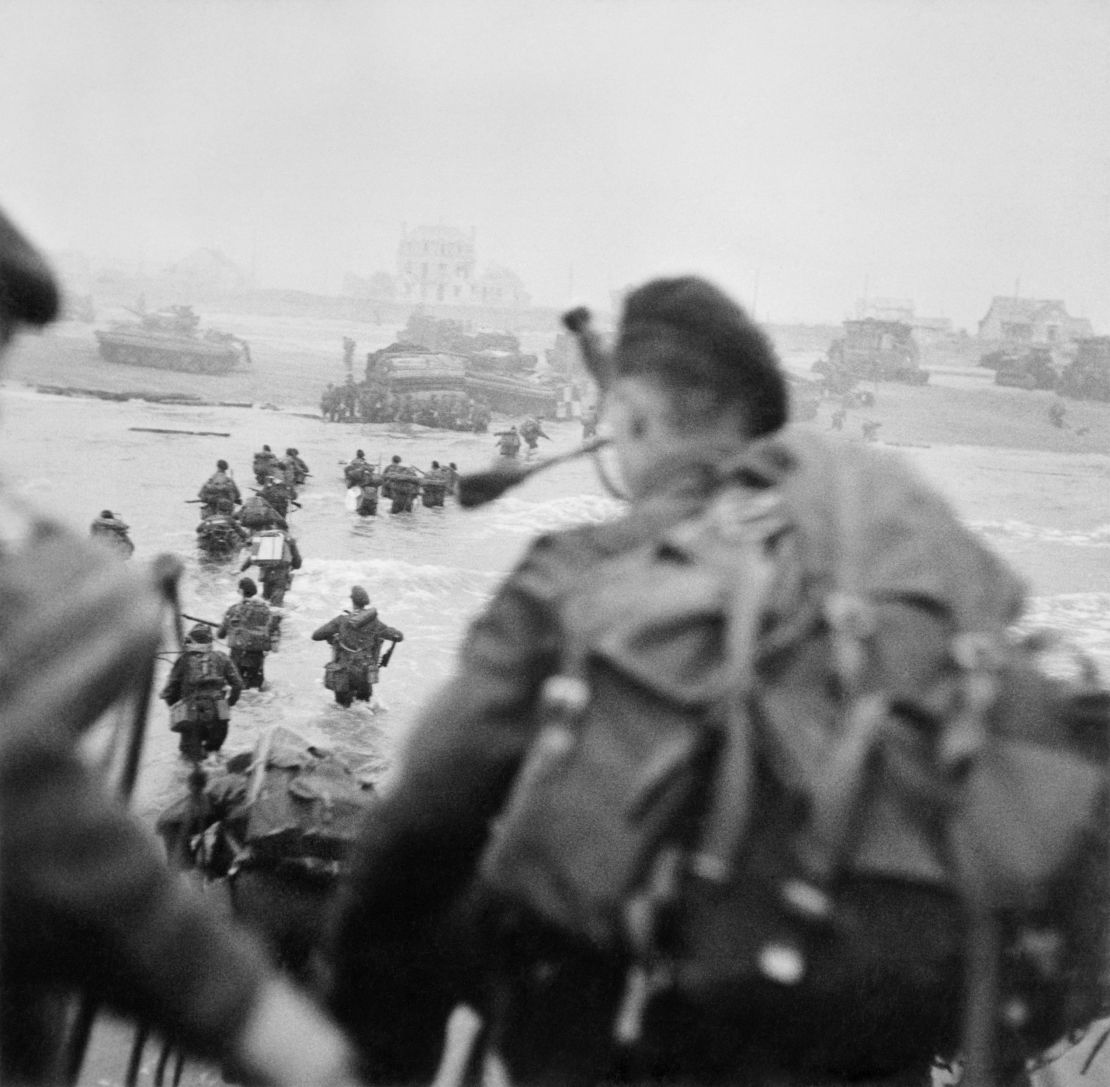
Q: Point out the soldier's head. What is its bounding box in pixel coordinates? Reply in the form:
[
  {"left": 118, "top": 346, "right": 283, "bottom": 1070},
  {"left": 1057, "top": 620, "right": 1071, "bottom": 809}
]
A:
[
  {"left": 605, "top": 277, "right": 787, "bottom": 497},
  {"left": 238, "top": 577, "right": 257, "bottom": 598},
  {"left": 217, "top": 459, "right": 229, "bottom": 471},
  {"left": 350, "top": 585, "right": 370, "bottom": 608},
  {"left": 356, "top": 449, "right": 365, "bottom": 459},
  {"left": 185, "top": 624, "right": 213, "bottom": 648},
  {"left": 432, "top": 460, "right": 440, "bottom": 469},
  {"left": 100, "top": 509, "right": 114, "bottom": 520},
  {"left": 391, "top": 455, "right": 401, "bottom": 464},
  {"left": 0, "top": 206, "right": 59, "bottom": 357}
]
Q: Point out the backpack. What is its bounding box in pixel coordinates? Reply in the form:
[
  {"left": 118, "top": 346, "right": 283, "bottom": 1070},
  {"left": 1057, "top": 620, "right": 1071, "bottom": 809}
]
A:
[
  {"left": 478, "top": 431, "right": 1110, "bottom": 1082},
  {"left": 227, "top": 599, "right": 272, "bottom": 652},
  {"left": 251, "top": 530, "right": 291, "bottom": 568},
  {"left": 232, "top": 729, "right": 377, "bottom": 879}
]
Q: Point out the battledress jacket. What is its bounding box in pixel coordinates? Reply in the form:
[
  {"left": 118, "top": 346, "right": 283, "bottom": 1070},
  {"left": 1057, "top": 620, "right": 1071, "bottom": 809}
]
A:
[
  {"left": 326, "top": 430, "right": 1025, "bottom": 1084},
  {"left": 0, "top": 508, "right": 269, "bottom": 1081}
]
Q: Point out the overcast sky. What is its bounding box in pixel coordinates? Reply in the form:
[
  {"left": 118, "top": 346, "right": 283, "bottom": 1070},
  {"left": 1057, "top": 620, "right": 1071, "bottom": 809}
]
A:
[{"left": 3, "top": 0, "right": 1108, "bottom": 328}]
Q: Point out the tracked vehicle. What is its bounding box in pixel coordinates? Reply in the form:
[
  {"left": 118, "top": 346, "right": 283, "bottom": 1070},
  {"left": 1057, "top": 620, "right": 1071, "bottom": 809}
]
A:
[{"left": 94, "top": 305, "right": 251, "bottom": 375}]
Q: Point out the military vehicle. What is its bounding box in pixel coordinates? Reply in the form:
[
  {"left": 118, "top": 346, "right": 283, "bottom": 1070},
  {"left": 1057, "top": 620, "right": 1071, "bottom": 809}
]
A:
[
  {"left": 980, "top": 346, "right": 1058, "bottom": 390},
  {"left": 819, "top": 319, "right": 929, "bottom": 385},
  {"left": 94, "top": 305, "right": 251, "bottom": 375},
  {"left": 366, "top": 340, "right": 563, "bottom": 417},
  {"left": 1059, "top": 337, "right": 1110, "bottom": 401},
  {"left": 397, "top": 312, "right": 538, "bottom": 372}
]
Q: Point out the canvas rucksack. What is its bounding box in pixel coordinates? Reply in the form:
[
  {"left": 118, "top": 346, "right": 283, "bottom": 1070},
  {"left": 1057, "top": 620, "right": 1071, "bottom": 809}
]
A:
[
  {"left": 230, "top": 729, "right": 377, "bottom": 880},
  {"left": 479, "top": 431, "right": 1110, "bottom": 1084},
  {"left": 227, "top": 599, "right": 272, "bottom": 652}
]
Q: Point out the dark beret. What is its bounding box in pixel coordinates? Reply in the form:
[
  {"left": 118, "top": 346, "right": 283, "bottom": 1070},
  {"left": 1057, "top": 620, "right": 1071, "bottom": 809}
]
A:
[
  {"left": 615, "top": 276, "right": 787, "bottom": 437},
  {"left": 0, "top": 206, "right": 59, "bottom": 327}
]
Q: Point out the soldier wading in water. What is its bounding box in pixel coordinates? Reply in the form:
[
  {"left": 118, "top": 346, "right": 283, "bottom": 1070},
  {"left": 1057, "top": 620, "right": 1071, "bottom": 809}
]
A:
[{"left": 312, "top": 586, "right": 403, "bottom": 707}]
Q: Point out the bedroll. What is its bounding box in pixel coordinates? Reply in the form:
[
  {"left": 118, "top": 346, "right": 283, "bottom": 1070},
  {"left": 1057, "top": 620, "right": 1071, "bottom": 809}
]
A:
[{"left": 232, "top": 727, "right": 377, "bottom": 874}]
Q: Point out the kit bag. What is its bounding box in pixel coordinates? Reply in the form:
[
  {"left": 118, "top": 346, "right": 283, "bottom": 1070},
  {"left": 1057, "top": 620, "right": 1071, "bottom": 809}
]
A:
[
  {"left": 479, "top": 431, "right": 1110, "bottom": 1083},
  {"left": 227, "top": 599, "right": 272, "bottom": 652}
]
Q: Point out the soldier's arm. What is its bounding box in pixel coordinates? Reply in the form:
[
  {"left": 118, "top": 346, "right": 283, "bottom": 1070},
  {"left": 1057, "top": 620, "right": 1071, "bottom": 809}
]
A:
[
  {"left": 378, "top": 623, "right": 404, "bottom": 643},
  {"left": 216, "top": 608, "right": 232, "bottom": 640},
  {"left": 311, "top": 616, "right": 341, "bottom": 642}
]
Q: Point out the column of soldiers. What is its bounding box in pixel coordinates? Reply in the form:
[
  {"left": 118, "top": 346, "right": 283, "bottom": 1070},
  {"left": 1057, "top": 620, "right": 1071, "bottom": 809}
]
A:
[
  {"left": 321, "top": 378, "right": 492, "bottom": 431},
  {"left": 344, "top": 450, "right": 457, "bottom": 513}
]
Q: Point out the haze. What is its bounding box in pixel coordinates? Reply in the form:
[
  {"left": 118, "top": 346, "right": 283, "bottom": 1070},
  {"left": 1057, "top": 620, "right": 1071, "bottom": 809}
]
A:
[{"left": 3, "top": 0, "right": 1108, "bottom": 329}]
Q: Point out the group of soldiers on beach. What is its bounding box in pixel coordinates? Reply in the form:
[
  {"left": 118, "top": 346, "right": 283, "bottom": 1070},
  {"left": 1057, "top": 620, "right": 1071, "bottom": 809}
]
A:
[{"left": 321, "top": 375, "right": 493, "bottom": 431}]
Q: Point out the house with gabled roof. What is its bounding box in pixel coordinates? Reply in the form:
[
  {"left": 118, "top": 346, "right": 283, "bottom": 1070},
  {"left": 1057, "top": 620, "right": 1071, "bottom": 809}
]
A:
[{"left": 977, "top": 296, "right": 1093, "bottom": 345}]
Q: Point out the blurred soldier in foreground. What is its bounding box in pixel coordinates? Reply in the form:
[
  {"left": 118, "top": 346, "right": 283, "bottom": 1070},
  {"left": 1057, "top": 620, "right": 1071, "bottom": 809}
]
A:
[
  {"left": 160, "top": 623, "right": 243, "bottom": 758},
  {"left": 326, "top": 278, "right": 1046, "bottom": 1087},
  {"left": 0, "top": 206, "right": 359, "bottom": 1085},
  {"left": 89, "top": 508, "right": 135, "bottom": 558},
  {"left": 312, "top": 586, "right": 403, "bottom": 708}
]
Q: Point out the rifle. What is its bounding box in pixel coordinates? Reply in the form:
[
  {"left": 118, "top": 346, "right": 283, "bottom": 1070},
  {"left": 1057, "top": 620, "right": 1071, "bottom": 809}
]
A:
[
  {"left": 251, "top": 487, "right": 302, "bottom": 511},
  {"left": 180, "top": 612, "right": 221, "bottom": 628},
  {"left": 458, "top": 437, "right": 612, "bottom": 508},
  {"left": 380, "top": 640, "right": 399, "bottom": 668}
]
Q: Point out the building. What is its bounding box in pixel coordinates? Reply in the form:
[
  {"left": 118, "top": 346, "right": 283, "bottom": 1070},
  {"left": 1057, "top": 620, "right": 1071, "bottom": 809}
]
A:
[
  {"left": 397, "top": 224, "right": 476, "bottom": 304},
  {"left": 977, "top": 296, "right": 1093, "bottom": 345},
  {"left": 856, "top": 297, "right": 915, "bottom": 323}
]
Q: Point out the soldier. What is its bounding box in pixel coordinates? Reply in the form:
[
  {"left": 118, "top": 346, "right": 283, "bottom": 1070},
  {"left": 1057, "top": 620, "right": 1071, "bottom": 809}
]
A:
[
  {"left": 494, "top": 424, "right": 522, "bottom": 458},
  {"left": 311, "top": 586, "right": 403, "bottom": 708},
  {"left": 321, "top": 382, "right": 339, "bottom": 421},
  {"left": 198, "top": 458, "right": 242, "bottom": 515},
  {"left": 420, "top": 460, "right": 449, "bottom": 507},
  {"left": 325, "top": 277, "right": 1018, "bottom": 1087},
  {"left": 380, "top": 454, "right": 421, "bottom": 513},
  {"left": 196, "top": 498, "right": 251, "bottom": 559},
  {"left": 252, "top": 444, "right": 279, "bottom": 484},
  {"left": 259, "top": 475, "right": 296, "bottom": 519},
  {"left": 287, "top": 447, "right": 311, "bottom": 485},
  {"left": 345, "top": 450, "right": 382, "bottom": 516},
  {"left": 444, "top": 461, "right": 460, "bottom": 496},
  {"left": 518, "top": 414, "right": 551, "bottom": 454},
  {"left": 160, "top": 623, "right": 243, "bottom": 759},
  {"left": 341, "top": 374, "right": 358, "bottom": 422},
  {"left": 0, "top": 203, "right": 360, "bottom": 1087},
  {"left": 89, "top": 508, "right": 135, "bottom": 558},
  {"left": 241, "top": 528, "right": 303, "bottom": 606},
  {"left": 581, "top": 403, "right": 599, "bottom": 440},
  {"left": 217, "top": 576, "right": 279, "bottom": 690}
]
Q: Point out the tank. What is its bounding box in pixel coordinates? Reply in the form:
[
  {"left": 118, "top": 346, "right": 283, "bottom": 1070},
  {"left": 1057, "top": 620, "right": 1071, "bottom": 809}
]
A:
[
  {"left": 94, "top": 305, "right": 251, "bottom": 375},
  {"left": 822, "top": 319, "right": 929, "bottom": 385},
  {"left": 986, "top": 347, "right": 1058, "bottom": 391}
]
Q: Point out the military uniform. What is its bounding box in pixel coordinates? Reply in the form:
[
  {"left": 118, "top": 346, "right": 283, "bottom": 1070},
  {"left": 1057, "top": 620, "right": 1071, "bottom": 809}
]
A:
[
  {"left": 311, "top": 607, "right": 403, "bottom": 708},
  {"left": 198, "top": 469, "right": 242, "bottom": 515},
  {"left": 242, "top": 531, "right": 303, "bottom": 606},
  {"left": 218, "top": 596, "right": 277, "bottom": 689},
  {"left": 161, "top": 641, "right": 243, "bottom": 758},
  {"left": 89, "top": 513, "right": 135, "bottom": 558},
  {"left": 196, "top": 512, "right": 250, "bottom": 558}
]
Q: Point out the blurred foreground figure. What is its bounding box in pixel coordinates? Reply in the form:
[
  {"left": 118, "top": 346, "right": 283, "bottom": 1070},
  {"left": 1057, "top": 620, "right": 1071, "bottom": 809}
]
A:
[
  {"left": 328, "top": 277, "right": 1109, "bottom": 1087},
  {"left": 0, "top": 206, "right": 359, "bottom": 1086}
]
